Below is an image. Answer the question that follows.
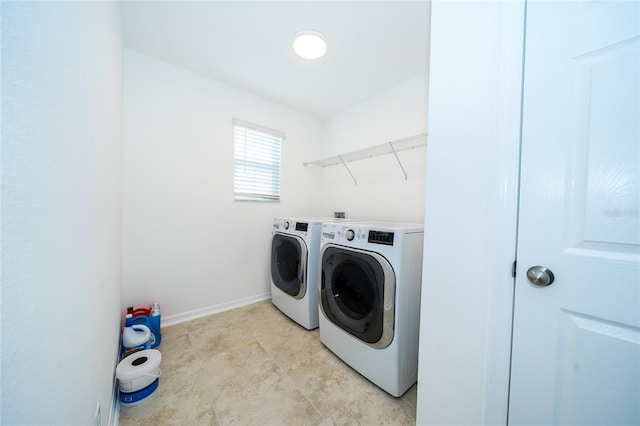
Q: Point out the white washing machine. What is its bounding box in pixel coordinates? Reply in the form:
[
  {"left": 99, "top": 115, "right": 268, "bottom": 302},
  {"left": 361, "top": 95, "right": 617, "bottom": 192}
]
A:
[
  {"left": 271, "top": 217, "right": 332, "bottom": 330},
  {"left": 318, "top": 221, "right": 424, "bottom": 397}
]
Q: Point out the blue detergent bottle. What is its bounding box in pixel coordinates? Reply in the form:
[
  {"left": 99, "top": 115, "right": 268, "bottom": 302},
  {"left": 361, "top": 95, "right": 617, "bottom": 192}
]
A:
[{"left": 148, "top": 302, "right": 162, "bottom": 348}]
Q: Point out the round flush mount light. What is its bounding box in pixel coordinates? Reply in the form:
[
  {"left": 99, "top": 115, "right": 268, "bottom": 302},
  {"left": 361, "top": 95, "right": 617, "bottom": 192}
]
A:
[{"left": 293, "top": 30, "right": 328, "bottom": 60}]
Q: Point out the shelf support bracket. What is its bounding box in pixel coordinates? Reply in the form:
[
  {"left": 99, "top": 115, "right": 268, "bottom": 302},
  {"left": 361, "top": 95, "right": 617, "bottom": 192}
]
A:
[
  {"left": 389, "top": 142, "right": 408, "bottom": 180},
  {"left": 339, "top": 155, "right": 357, "bottom": 185}
]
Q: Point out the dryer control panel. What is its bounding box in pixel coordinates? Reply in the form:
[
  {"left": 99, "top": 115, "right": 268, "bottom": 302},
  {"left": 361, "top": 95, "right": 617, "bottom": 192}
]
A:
[
  {"left": 322, "top": 223, "right": 363, "bottom": 242},
  {"left": 368, "top": 231, "right": 395, "bottom": 246},
  {"left": 322, "top": 223, "right": 397, "bottom": 246}
]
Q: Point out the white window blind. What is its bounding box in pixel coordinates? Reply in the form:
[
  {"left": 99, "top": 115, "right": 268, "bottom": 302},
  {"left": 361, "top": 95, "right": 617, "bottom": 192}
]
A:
[{"left": 233, "top": 119, "right": 284, "bottom": 202}]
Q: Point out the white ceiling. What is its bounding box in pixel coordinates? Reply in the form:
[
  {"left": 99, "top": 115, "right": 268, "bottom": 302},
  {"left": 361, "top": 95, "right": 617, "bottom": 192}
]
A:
[{"left": 119, "top": 1, "right": 430, "bottom": 118}]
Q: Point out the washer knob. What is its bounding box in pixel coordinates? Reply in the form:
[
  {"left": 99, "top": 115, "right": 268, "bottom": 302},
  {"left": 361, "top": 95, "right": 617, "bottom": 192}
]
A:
[
  {"left": 345, "top": 229, "right": 355, "bottom": 241},
  {"left": 283, "top": 221, "right": 290, "bottom": 230}
]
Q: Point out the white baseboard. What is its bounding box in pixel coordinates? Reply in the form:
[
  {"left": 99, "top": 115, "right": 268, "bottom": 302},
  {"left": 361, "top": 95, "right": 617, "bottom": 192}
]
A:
[
  {"left": 160, "top": 293, "right": 272, "bottom": 328},
  {"left": 109, "top": 382, "right": 120, "bottom": 426},
  {"left": 110, "top": 314, "right": 123, "bottom": 426}
]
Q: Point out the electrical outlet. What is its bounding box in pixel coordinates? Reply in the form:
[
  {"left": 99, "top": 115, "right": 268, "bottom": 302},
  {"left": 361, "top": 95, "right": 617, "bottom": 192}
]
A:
[{"left": 94, "top": 402, "right": 101, "bottom": 426}]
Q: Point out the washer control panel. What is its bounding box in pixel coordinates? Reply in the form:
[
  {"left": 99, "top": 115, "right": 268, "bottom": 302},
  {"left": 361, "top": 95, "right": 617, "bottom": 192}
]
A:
[
  {"left": 322, "top": 223, "right": 395, "bottom": 246},
  {"left": 273, "top": 218, "right": 311, "bottom": 236}
]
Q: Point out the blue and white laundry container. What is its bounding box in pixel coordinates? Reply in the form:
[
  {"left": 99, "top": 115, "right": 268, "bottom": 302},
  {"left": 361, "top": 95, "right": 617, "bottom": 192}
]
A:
[{"left": 116, "top": 349, "right": 162, "bottom": 407}]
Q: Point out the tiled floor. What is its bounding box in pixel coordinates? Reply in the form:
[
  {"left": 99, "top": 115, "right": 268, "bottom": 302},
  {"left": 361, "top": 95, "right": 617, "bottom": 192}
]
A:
[{"left": 119, "top": 300, "right": 417, "bottom": 425}]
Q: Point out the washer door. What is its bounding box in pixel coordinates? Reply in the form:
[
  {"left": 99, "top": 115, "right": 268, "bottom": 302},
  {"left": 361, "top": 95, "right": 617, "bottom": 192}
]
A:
[
  {"left": 271, "top": 233, "right": 307, "bottom": 299},
  {"left": 320, "top": 245, "right": 395, "bottom": 348}
]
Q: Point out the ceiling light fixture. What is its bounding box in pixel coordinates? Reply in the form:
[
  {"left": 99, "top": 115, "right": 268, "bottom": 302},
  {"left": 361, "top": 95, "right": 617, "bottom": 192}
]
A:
[{"left": 293, "top": 30, "right": 328, "bottom": 60}]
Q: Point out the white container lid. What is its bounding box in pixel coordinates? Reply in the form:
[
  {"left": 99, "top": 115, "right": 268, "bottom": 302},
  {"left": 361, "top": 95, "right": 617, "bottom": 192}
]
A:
[
  {"left": 117, "top": 349, "right": 162, "bottom": 380},
  {"left": 122, "top": 325, "right": 151, "bottom": 348}
]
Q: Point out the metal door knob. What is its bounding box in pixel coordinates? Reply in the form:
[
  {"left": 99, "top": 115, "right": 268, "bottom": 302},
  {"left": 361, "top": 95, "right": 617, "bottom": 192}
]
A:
[{"left": 526, "top": 266, "right": 555, "bottom": 287}]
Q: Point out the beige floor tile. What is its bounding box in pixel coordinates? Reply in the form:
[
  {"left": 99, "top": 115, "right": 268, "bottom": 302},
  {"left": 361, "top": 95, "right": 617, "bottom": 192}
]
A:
[
  {"left": 330, "top": 385, "right": 416, "bottom": 426},
  {"left": 158, "top": 334, "right": 201, "bottom": 379},
  {"left": 255, "top": 320, "right": 325, "bottom": 368},
  {"left": 318, "top": 417, "right": 335, "bottom": 426},
  {"left": 401, "top": 383, "right": 418, "bottom": 409},
  {"left": 235, "top": 299, "right": 278, "bottom": 322},
  {"left": 284, "top": 347, "right": 373, "bottom": 418},
  {"left": 119, "top": 369, "right": 217, "bottom": 425},
  {"left": 189, "top": 323, "right": 259, "bottom": 358},
  {"left": 198, "top": 340, "right": 281, "bottom": 401},
  {"left": 186, "top": 309, "right": 244, "bottom": 335},
  {"left": 160, "top": 323, "right": 188, "bottom": 340},
  {"left": 243, "top": 304, "right": 301, "bottom": 335},
  {"left": 213, "top": 370, "right": 323, "bottom": 425}
]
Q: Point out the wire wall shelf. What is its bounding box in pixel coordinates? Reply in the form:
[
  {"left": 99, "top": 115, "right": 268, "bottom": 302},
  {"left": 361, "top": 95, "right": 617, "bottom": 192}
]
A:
[{"left": 303, "top": 132, "right": 428, "bottom": 185}]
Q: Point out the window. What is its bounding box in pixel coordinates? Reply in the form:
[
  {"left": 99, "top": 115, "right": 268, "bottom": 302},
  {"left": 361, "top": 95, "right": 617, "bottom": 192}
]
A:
[{"left": 233, "top": 119, "right": 284, "bottom": 202}]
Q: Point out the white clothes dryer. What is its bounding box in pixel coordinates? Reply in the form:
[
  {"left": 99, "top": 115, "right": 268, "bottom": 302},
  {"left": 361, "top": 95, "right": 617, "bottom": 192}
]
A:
[
  {"left": 318, "top": 221, "right": 424, "bottom": 397},
  {"left": 271, "top": 217, "right": 333, "bottom": 330}
]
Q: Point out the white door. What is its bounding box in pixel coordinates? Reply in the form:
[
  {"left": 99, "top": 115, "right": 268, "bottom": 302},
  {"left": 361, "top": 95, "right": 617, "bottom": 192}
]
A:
[{"left": 509, "top": 1, "right": 640, "bottom": 425}]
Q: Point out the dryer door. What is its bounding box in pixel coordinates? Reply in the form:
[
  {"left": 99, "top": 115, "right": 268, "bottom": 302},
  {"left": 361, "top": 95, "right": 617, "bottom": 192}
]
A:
[
  {"left": 271, "top": 233, "right": 307, "bottom": 299},
  {"left": 320, "top": 245, "right": 396, "bottom": 348}
]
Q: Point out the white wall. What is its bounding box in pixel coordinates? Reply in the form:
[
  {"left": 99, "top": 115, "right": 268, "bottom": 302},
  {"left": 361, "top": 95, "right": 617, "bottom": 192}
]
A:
[
  {"left": 122, "top": 50, "right": 325, "bottom": 323},
  {"left": 416, "top": 1, "right": 524, "bottom": 425},
  {"left": 319, "top": 74, "right": 429, "bottom": 223},
  {"left": 1, "top": 2, "right": 123, "bottom": 424}
]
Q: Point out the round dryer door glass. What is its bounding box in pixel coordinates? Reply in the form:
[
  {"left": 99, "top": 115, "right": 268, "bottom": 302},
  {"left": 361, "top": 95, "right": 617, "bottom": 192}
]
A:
[
  {"left": 332, "top": 260, "right": 377, "bottom": 320},
  {"left": 271, "top": 234, "right": 305, "bottom": 298},
  {"left": 320, "top": 246, "right": 390, "bottom": 345}
]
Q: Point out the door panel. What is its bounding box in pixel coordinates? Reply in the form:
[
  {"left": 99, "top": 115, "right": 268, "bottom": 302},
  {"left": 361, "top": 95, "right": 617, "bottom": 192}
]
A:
[
  {"left": 580, "top": 39, "right": 639, "bottom": 247},
  {"left": 509, "top": 1, "right": 640, "bottom": 424},
  {"left": 556, "top": 311, "right": 639, "bottom": 425}
]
